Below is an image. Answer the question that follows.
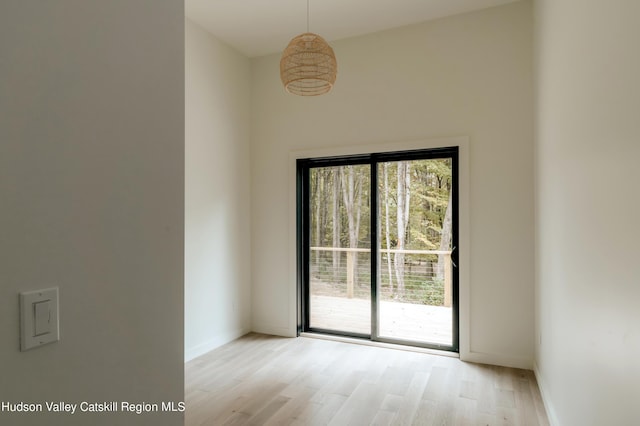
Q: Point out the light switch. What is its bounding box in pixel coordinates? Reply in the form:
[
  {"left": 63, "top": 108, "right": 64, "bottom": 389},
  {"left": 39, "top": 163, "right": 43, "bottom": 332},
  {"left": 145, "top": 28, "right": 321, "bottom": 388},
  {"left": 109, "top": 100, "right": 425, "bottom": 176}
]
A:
[
  {"left": 34, "top": 300, "right": 51, "bottom": 336},
  {"left": 20, "top": 287, "right": 59, "bottom": 351}
]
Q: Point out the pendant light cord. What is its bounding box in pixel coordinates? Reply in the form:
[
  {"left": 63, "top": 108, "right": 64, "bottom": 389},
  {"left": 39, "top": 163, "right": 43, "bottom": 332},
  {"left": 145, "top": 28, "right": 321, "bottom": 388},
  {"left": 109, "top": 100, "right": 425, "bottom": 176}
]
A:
[{"left": 307, "top": 0, "right": 310, "bottom": 33}]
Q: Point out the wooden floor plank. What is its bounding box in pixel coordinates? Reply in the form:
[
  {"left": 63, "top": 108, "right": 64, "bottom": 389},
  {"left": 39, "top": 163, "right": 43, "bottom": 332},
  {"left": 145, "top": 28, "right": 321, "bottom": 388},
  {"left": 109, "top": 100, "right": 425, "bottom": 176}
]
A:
[
  {"left": 393, "top": 371, "right": 430, "bottom": 424},
  {"left": 296, "top": 393, "right": 347, "bottom": 424},
  {"left": 263, "top": 386, "right": 317, "bottom": 425},
  {"left": 371, "top": 409, "right": 398, "bottom": 425},
  {"left": 328, "top": 381, "right": 389, "bottom": 425},
  {"left": 411, "top": 399, "right": 438, "bottom": 425}
]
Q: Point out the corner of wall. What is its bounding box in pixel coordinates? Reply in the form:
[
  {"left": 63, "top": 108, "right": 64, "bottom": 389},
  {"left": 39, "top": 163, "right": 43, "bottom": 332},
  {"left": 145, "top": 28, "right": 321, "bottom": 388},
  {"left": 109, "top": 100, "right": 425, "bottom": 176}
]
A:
[
  {"left": 533, "top": 361, "right": 560, "bottom": 426},
  {"left": 185, "top": 19, "right": 253, "bottom": 362}
]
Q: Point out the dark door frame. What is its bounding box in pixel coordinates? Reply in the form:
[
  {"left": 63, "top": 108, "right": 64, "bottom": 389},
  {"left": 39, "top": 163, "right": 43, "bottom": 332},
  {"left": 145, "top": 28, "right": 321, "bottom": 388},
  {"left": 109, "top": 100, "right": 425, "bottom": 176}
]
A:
[{"left": 297, "top": 147, "right": 459, "bottom": 352}]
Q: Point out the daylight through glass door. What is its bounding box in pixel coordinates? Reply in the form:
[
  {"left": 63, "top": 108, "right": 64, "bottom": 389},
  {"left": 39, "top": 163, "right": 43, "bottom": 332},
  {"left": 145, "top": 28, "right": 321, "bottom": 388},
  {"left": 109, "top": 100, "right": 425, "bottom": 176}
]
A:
[
  {"left": 377, "top": 158, "right": 454, "bottom": 346},
  {"left": 308, "top": 165, "right": 371, "bottom": 336}
]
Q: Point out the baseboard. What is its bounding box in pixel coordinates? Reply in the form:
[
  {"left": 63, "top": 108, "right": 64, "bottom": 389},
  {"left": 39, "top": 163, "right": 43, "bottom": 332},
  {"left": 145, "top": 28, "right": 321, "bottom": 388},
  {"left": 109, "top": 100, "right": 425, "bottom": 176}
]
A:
[
  {"left": 184, "top": 327, "right": 248, "bottom": 362},
  {"left": 460, "top": 350, "right": 533, "bottom": 370},
  {"left": 533, "top": 361, "right": 560, "bottom": 426}
]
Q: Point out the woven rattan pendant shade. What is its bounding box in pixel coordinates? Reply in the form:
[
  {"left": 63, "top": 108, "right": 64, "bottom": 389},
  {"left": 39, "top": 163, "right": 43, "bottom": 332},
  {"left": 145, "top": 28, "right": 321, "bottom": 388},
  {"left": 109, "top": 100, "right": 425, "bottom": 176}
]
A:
[{"left": 280, "top": 32, "right": 337, "bottom": 96}]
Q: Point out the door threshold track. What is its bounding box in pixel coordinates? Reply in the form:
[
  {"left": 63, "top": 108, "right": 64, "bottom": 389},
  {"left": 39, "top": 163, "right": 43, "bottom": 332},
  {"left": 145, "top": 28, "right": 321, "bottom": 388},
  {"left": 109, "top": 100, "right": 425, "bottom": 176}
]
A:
[{"left": 300, "top": 332, "right": 459, "bottom": 358}]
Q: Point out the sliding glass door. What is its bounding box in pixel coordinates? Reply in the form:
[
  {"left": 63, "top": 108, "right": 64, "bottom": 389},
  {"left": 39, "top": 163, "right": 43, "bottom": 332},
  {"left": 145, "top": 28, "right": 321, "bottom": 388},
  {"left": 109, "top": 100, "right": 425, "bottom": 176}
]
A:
[{"left": 298, "top": 148, "right": 458, "bottom": 351}]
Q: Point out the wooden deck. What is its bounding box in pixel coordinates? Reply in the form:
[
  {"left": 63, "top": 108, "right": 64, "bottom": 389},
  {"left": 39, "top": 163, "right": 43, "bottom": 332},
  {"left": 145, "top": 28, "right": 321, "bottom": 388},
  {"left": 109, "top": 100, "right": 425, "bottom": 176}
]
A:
[{"left": 310, "top": 295, "right": 453, "bottom": 346}]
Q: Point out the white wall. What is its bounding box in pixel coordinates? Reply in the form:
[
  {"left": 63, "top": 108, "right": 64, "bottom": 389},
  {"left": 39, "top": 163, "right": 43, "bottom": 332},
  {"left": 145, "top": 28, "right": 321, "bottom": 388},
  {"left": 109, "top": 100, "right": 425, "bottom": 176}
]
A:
[
  {"left": 534, "top": 0, "right": 640, "bottom": 424},
  {"left": 251, "top": 1, "right": 535, "bottom": 368},
  {"left": 185, "top": 19, "right": 251, "bottom": 361},
  {"left": 0, "top": 1, "right": 184, "bottom": 426}
]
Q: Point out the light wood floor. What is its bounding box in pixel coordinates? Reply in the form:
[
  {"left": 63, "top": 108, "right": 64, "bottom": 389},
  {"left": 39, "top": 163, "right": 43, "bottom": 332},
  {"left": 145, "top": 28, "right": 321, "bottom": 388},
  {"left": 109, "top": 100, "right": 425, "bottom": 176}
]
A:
[{"left": 185, "top": 333, "right": 549, "bottom": 426}]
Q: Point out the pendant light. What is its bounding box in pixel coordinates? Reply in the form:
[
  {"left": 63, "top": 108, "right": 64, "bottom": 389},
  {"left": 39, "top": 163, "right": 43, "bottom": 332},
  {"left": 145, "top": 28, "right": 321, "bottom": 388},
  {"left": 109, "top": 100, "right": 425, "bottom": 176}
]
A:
[{"left": 280, "top": 0, "right": 337, "bottom": 96}]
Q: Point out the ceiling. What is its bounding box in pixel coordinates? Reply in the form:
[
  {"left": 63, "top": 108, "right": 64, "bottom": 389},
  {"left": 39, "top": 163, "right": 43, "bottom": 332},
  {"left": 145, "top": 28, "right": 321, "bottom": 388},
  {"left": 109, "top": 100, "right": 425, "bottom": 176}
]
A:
[{"left": 185, "top": 0, "right": 521, "bottom": 58}]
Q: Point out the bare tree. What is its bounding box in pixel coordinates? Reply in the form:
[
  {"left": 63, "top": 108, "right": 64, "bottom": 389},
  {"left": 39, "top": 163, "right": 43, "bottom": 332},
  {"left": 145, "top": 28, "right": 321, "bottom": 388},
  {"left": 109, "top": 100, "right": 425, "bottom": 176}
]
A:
[
  {"left": 382, "top": 163, "right": 394, "bottom": 292},
  {"left": 436, "top": 189, "right": 453, "bottom": 279},
  {"left": 313, "top": 169, "right": 322, "bottom": 264},
  {"left": 394, "top": 161, "right": 411, "bottom": 296},
  {"left": 340, "top": 166, "right": 364, "bottom": 296},
  {"left": 331, "top": 169, "right": 341, "bottom": 280}
]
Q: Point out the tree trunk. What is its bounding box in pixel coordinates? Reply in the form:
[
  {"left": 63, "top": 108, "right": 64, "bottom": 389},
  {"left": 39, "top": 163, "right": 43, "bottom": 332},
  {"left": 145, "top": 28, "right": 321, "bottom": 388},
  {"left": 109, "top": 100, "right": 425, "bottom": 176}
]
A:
[
  {"left": 383, "top": 163, "right": 394, "bottom": 292},
  {"left": 394, "top": 161, "right": 411, "bottom": 296},
  {"left": 314, "top": 170, "right": 322, "bottom": 264},
  {"left": 340, "top": 166, "right": 362, "bottom": 297},
  {"left": 436, "top": 190, "right": 453, "bottom": 280},
  {"left": 331, "top": 169, "right": 341, "bottom": 280},
  {"left": 320, "top": 169, "right": 329, "bottom": 250}
]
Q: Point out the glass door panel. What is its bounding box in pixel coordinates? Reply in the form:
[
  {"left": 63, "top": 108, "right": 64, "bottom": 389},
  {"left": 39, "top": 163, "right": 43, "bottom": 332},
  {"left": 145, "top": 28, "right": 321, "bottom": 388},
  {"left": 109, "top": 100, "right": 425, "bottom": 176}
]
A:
[
  {"left": 308, "top": 165, "right": 371, "bottom": 335},
  {"left": 377, "top": 158, "right": 454, "bottom": 346}
]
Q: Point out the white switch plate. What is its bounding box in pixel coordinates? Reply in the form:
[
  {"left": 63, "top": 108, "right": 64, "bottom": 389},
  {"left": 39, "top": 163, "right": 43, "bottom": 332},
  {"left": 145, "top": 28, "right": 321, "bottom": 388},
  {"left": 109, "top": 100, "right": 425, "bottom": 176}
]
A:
[{"left": 20, "top": 287, "right": 59, "bottom": 351}]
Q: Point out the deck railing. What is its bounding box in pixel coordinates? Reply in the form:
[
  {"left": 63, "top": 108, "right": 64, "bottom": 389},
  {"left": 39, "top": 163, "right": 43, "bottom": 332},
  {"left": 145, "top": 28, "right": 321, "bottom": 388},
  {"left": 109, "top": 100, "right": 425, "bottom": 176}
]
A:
[{"left": 309, "top": 247, "right": 453, "bottom": 307}]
